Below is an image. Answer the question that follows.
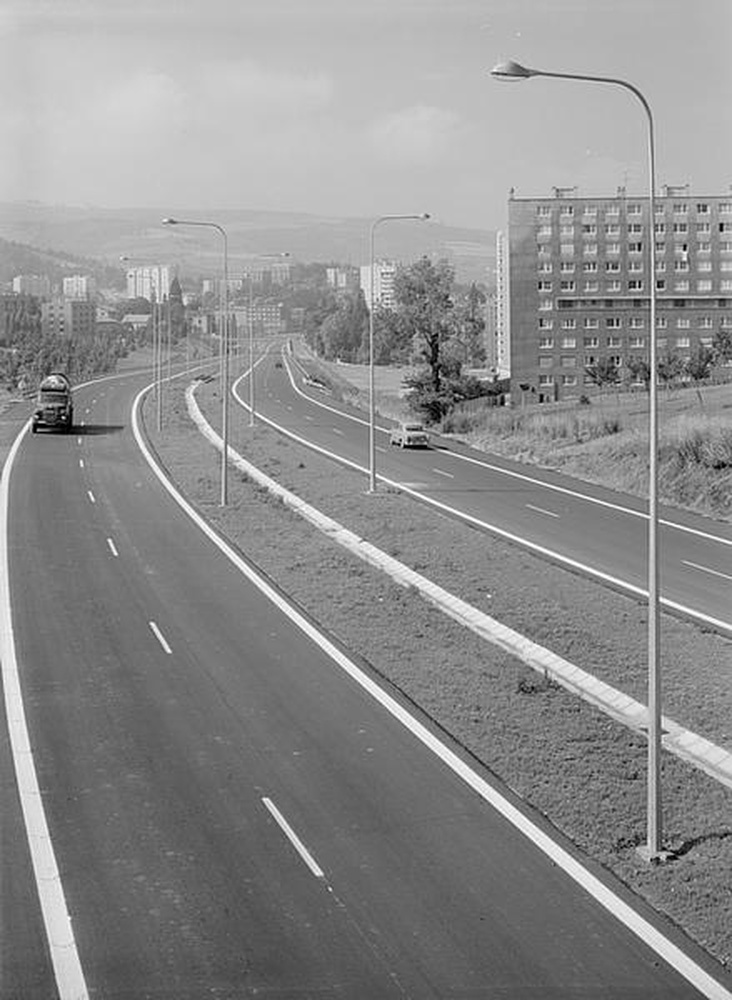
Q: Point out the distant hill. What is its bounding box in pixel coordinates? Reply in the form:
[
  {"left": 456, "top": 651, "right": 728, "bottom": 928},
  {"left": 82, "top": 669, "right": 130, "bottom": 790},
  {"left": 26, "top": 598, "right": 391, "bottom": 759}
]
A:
[
  {"left": 0, "top": 236, "right": 124, "bottom": 290},
  {"left": 0, "top": 201, "right": 495, "bottom": 287}
]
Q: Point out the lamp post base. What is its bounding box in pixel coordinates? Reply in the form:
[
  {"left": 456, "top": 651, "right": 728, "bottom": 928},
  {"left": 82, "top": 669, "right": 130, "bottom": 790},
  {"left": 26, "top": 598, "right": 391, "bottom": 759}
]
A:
[{"left": 636, "top": 844, "right": 675, "bottom": 865}]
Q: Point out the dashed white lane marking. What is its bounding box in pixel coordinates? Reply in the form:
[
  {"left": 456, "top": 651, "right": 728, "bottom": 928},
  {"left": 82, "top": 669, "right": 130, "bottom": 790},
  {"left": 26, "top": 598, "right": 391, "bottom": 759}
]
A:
[
  {"left": 106, "top": 537, "right": 119, "bottom": 558},
  {"left": 77, "top": 437, "right": 82, "bottom": 445},
  {"left": 526, "top": 503, "right": 560, "bottom": 519},
  {"left": 433, "top": 468, "right": 455, "bottom": 479},
  {"left": 87, "top": 490, "right": 96, "bottom": 504},
  {"left": 332, "top": 427, "right": 344, "bottom": 435},
  {"left": 376, "top": 446, "right": 387, "bottom": 453},
  {"left": 149, "top": 621, "right": 172, "bottom": 655},
  {"left": 682, "top": 560, "right": 732, "bottom": 583},
  {"left": 79, "top": 459, "right": 84, "bottom": 469},
  {"left": 262, "top": 798, "right": 324, "bottom": 878}
]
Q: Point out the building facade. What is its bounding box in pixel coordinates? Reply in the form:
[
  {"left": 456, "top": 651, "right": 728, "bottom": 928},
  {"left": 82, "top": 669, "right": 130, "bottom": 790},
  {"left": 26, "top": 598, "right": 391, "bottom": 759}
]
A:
[
  {"left": 41, "top": 299, "right": 96, "bottom": 338},
  {"left": 12, "top": 275, "right": 51, "bottom": 298},
  {"left": 508, "top": 186, "right": 732, "bottom": 401},
  {"left": 360, "top": 260, "right": 397, "bottom": 311},
  {"left": 125, "top": 265, "right": 171, "bottom": 301},
  {"left": 63, "top": 274, "right": 97, "bottom": 299}
]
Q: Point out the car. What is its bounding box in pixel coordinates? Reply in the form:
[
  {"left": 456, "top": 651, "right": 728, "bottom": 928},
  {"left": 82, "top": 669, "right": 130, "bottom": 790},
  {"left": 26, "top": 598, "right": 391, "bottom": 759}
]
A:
[{"left": 389, "top": 421, "right": 430, "bottom": 448}]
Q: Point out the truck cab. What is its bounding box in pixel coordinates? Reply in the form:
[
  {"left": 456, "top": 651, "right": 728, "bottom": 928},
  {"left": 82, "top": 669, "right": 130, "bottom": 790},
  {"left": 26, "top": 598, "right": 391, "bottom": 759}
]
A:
[{"left": 32, "top": 373, "right": 74, "bottom": 434}]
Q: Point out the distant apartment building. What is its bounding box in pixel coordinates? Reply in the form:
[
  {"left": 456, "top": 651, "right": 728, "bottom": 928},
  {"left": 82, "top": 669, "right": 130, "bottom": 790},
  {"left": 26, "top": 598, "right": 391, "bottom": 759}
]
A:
[
  {"left": 360, "top": 260, "right": 397, "bottom": 311},
  {"left": 241, "top": 261, "right": 291, "bottom": 286},
  {"left": 125, "top": 265, "right": 170, "bottom": 301},
  {"left": 41, "top": 298, "right": 96, "bottom": 338},
  {"left": 232, "top": 301, "right": 285, "bottom": 336},
  {"left": 63, "top": 274, "right": 96, "bottom": 299},
  {"left": 508, "top": 185, "right": 732, "bottom": 402},
  {"left": 326, "top": 266, "right": 359, "bottom": 294},
  {"left": 12, "top": 274, "right": 51, "bottom": 298},
  {"left": 485, "top": 230, "right": 510, "bottom": 377}
]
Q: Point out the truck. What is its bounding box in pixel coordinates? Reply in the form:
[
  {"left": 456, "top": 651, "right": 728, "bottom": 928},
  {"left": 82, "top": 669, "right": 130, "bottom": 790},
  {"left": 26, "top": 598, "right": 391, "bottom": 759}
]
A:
[{"left": 31, "top": 373, "right": 74, "bottom": 434}]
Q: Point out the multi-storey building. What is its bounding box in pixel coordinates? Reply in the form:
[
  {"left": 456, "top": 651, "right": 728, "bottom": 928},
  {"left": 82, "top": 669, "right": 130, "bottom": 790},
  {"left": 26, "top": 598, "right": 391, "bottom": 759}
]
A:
[
  {"left": 360, "top": 260, "right": 397, "bottom": 311},
  {"left": 125, "top": 265, "right": 170, "bottom": 301},
  {"left": 63, "top": 274, "right": 96, "bottom": 299},
  {"left": 12, "top": 275, "right": 51, "bottom": 298},
  {"left": 326, "top": 266, "right": 359, "bottom": 294},
  {"left": 41, "top": 299, "right": 96, "bottom": 338},
  {"left": 508, "top": 185, "right": 732, "bottom": 402}
]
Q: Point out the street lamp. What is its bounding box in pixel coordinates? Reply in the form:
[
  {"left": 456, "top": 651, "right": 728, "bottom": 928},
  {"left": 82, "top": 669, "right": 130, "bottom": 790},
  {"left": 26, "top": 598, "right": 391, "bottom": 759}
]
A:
[
  {"left": 368, "top": 213, "right": 430, "bottom": 493},
  {"left": 491, "top": 60, "right": 666, "bottom": 862},
  {"left": 162, "top": 217, "right": 230, "bottom": 506},
  {"left": 120, "top": 255, "right": 165, "bottom": 431},
  {"left": 246, "top": 253, "right": 290, "bottom": 427}
]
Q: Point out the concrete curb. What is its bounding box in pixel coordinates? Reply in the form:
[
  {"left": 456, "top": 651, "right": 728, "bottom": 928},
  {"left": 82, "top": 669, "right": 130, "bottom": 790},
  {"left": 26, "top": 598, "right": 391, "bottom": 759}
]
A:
[{"left": 187, "top": 383, "right": 732, "bottom": 792}]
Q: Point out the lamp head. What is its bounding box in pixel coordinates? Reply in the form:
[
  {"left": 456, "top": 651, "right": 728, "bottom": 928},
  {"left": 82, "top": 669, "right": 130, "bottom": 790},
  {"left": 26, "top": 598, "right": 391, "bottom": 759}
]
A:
[
  {"left": 162, "top": 217, "right": 178, "bottom": 225},
  {"left": 420, "top": 213, "right": 431, "bottom": 220},
  {"left": 490, "top": 59, "right": 535, "bottom": 81}
]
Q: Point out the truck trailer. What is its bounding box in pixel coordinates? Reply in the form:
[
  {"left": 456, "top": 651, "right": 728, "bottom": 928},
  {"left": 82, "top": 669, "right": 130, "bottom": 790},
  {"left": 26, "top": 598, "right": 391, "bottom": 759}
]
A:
[{"left": 31, "top": 373, "right": 74, "bottom": 434}]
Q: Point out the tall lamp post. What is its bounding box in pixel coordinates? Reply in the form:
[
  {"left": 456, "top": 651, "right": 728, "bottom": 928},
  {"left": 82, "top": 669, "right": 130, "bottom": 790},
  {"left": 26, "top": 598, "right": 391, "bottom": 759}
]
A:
[
  {"left": 490, "top": 60, "right": 665, "bottom": 861},
  {"left": 162, "top": 218, "right": 230, "bottom": 506},
  {"left": 246, "top": 253, "right": 290, "bottom": 427},
  {"left": 368, "top": 213, "right": 430, "bottom": 493}
]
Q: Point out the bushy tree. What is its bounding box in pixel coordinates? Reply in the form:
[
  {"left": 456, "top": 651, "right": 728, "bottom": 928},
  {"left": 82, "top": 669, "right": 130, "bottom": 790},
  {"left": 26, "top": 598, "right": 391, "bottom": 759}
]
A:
[
  {"left": 625, "top": 355, "right": 651, "bottom": 390},
  {"left": 393, "top": 256, "right": 455, "bottom": 393},
  {"left": 656, "top": 348, "right": 684, "bottom": 388},
  {"left": 585, "top": 355, "right": 620, "bottom": 390},
  {"left": 319, "top": 289, "right": 369, "bottom": 362}
]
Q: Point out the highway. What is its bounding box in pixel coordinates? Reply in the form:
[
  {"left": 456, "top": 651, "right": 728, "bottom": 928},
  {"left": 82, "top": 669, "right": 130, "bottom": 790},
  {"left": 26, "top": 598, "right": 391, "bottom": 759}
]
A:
[
  {"left": 234, "top": 349, "right": 732, "bottom": 636},
  {"left": 2, "top": 369, "right": 730, "bottom": 998}
]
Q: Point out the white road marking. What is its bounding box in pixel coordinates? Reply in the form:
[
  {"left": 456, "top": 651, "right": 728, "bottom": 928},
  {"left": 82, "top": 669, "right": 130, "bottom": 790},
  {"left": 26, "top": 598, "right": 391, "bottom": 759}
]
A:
[
  {"left": 149, "top": 620, "right": 172, "bottom": 654},
  {"left": 262, "top": 797, "right": 324, "bottom": 878},
  {"left": 77, "top": 437, "right": 82, "bottom": 445},
  {"left": 682, "top": 560, "right": 732, "bottom": 583},
  {"left": 526, "top": 503, "right": 560, "bottom": 519},
  {"left": 375, "top": 445, "right": 387, "bottom": 453},
  {"left": 332, "top": 427, "right": 344, "bottom": 435},
  {"left": 87, "top": 490, "right": 95, "bottom": 504},
  {"left": 433, "top": 468, "right": 455, "bottom": 479},
  {"left": 79, "top": 458, "right": 84, "bottom": 469},
  {"left": 134, "top": 387, "right": 732, "bottom": 999},
  {"left": 0, "top": 425, "right": 89, "bottom": 999},
  {"left": 107, "top": 537, "right": 119, "bottom": 558}
]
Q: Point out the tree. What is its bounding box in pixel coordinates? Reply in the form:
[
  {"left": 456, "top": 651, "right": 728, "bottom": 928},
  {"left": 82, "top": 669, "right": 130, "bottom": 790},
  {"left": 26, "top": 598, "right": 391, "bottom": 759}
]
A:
[
  {"left": 393, "top": 257, "right": 455, "bottom": 394},
  {"left": 449, "top": 282, "right": 487, "bottom": 367},
  {"left": 584, "top": 355, "right": 620, "bottom": 391},
  {"left": 656, "top": 348, "right": 684, "bottom": 389},
  {"left": 685, "top": 345, "right": 715, "bottom": 408},
  {"left": 712, "top": 327, "right": 732, "bottom": 366},
  {"left": 625, "top": 354, "right": 651, "bottom": 391},
  {"left": 319, "top": 289, "right": 369, "bottom": 362}
]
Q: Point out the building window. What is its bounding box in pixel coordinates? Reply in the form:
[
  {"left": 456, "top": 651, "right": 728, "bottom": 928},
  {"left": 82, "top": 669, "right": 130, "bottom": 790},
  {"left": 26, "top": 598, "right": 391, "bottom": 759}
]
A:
[
  {"left": 561, "top": 319, "right": 577, "bottom": 329},
  {"left": 628, "top": 204, "right": 642, "bottom": 215},
  {"left": 538, "top": 262, "right": 553, "bottom": 273},
  {"left": 607, "top": 336, "right": 622, "bottom": 348},
  {"left": 628, "top": 261, "right": 644, "bottom": 272},
  {"left": 538, "top": 356, "right": 554, "bottom": 367},
  {"left": 698, "top": 261, "right": 712, "bottom": 272},
  {"left": 606, "top": 317, "right": 622, "bottom": 328},
  {"left": 674, "top": 281, "right": 690, "bottom": 292},
  {"left": 561, "top": 337, "right": 577, "bottom": 348},
  {"left": 582, "top": 224, "right": 597, "bottom": 236},
  {"left": 720, "top": 223, "right": 732, "bottom": 233},
  {"left": 696, "top": 222, "right": 711, "bottom": 234},
  {"left": 628, "top": 223, "right": 643, "bottom": 235},
  {"left": 560, "top": 280, "right": 576, "bottom": 292},
  {"left": 655, "top": 242, "right": 666, "bottom": 255},
  {"left": 698, "top": 242, "right": 712, "bottom": 253},
  {"left": 654, "top": 223, "right": 666, "bottom": 235},
  {"left": 538, "top": 300, "right": 553, "bottom": 311},
  {"left": 676, "top": 337, "right": 690, "bottom": 348},
  {"left": 560, "top": 355, "right": 576, "bottom": 367},
  {"left": 560, "top": 205, "right": 574, "bottom": 217},
  {"left": 656, "top": 279, "right": 666, "bottom": 291},
  {"left": 629, "top": 317, "right": 645, "bottom": 329},
  {"left": 674, "top": 259, "right": 689, "bottom": 272},
  {"left": 698, "top": 317, "right": 713, "bottom": 329},
  {"left": 584, "top": 281, "right": 599, "bottom": 292},
  {"left": 537, "top": 205, "right": 552, "bottom": 217},
  {"left": 583, "top": 320, "right": 599, "bottom": 332},
  {"left": 696, "top": 203, "right": 710, "bottom": 214},
  {"left": 629, "top": 336, "right": 645, "bottom": 348},
  {"left": 605, "top": 261, "right": 621, "bottom": 273},
  {"left": 673, "top": 222, "right": 688, "bottom": 234},
  {"left": 700, "top": 336, "right": 713, "bottom": 346},
  {"left": 673, "top": 203, "right": 688, "bottom": 215},
  {"left": 560, "top": 261, "right": 575, "bottom": 273},
  {"left": 605, "top": 205, "right": 620, "bottom": 217},
  {"left": 538, "top": 318, "right": 553, "bottom": 329},
  {"left": 628, "top": 242, "right": 643, "bottom": 253},
  {"left": 697, "top": 280, "right": 713, "bottom": 292},
  {"left": 721, "top": 242, "right": 732, "bottom": 253},
  {"left": 677, "top": 318, "right": 690, "bottom": 329},
  {"left": 560, "top": 225, "right": 575, "bottom": 237},
  {"left": 560, "top": 244, "right": 575, "bottom": 256},
  {"left": 656, "top": 317, "right": 667, "bottom": 328},
  {"left": 720, "top": 203, "right": 732, "bottom": 215},
  {"left": 583, "top": 205, "right": 597, "bottom": 217},
  {"left": 538, "top": 337, "right": 554, "bottom": 349},
  {"left": 537, "top": 225, "right": 553, "bottom": 238},
  {"left": 606, "top": 281, "right": 622, "bottom": 292},
  {"left": 562, "top": 374, "right": 578, "bottom": 386},
  {"left": 538, "top": 374, "right": 555, "bottom": 386},
  {"left": 722, "top": 280, "right": 732, "bottom": 292},
  {"left": 538, "top": 281, "right": 553, "bottom": 292},
  {"left": 537, "top": 244, "right": 551, "bottom": 256},
  {"left": 583, "top": 244, "right": 598, "bottom": 256},
  {"left": 605, "top": 224, "right": 620, "bottom": 236},
  {"left": 606, "top": 243, "right": 621, "bottom": 255},
  {"left": 656, "top": 261, "right": 666, "bottom": 272},
  {"left": 628, "top": 280, "right": 643, "bottom": 291},
  {"left": 582, "top": 261, "right": 598, "bottom": 273}
]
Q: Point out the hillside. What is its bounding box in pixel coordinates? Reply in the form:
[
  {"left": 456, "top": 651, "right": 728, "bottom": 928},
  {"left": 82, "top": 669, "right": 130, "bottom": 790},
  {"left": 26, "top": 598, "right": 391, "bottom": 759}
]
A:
[{"left": 0, "top": 201, "right": 495, "bottom": 285}]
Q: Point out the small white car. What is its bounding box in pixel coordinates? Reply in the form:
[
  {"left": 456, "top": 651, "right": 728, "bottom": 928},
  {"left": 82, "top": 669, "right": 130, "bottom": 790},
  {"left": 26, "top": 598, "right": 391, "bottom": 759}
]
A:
[{"left": 389, "top": 421, "right": 430, "bottom": 448}]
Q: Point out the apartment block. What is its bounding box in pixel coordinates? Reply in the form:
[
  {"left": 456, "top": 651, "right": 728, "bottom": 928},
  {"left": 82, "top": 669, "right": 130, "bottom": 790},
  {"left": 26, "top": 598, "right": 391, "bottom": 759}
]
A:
[
  {"left": 41, "top": 298, "right": 96, "bottom": 338},
  {"left": 12, "top": 274, "right": 51, "bottom": 298},
  {"left": 63, "top": 274, "right": 97, "bottom": 299},
  {"left": 507, "top": 185, "right": 732, "bottom": 402},
  {"left": 126, "top": 265, "right": 171, "bottom": 301},
  {"left": 360, "top": 260, "right": 397, "bottom": 311}
]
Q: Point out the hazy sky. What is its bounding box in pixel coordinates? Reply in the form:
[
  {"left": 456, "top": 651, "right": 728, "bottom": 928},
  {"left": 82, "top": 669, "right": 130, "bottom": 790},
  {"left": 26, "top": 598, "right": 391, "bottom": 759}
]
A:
[{"left": 1, "top": 0, "right": 730, "bottom": 231}]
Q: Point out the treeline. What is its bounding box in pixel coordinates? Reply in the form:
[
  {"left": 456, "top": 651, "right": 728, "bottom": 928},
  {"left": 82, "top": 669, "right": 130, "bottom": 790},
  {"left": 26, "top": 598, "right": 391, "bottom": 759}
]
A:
[
  {"left": 0, "top": 295, "right": 129, "bottom": 391},
  {"left": 303, "top": 257, "right": 497, "bottom": 423}
]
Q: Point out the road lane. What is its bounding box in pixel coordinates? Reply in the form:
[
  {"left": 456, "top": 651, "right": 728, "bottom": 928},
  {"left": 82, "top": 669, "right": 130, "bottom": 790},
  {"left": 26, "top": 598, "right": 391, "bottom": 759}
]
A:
[
  {"left": 240, "top": 351, "right": 732, "bottom": 633},
  {"left": 3, "top": 370, "right": 730, "bottom": 997}
]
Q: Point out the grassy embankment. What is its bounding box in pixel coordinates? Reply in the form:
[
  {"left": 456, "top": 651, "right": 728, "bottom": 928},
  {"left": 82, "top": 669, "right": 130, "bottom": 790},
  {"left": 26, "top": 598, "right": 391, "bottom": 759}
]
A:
[{"left": 142, "top": 363, "right": 732, "bottom": 977}]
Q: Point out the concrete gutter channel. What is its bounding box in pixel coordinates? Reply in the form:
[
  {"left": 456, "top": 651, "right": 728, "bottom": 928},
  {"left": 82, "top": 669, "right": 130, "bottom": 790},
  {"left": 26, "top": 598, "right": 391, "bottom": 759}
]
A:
[{"left": 186, "top": 383, "right": 732, "bottom": 794}]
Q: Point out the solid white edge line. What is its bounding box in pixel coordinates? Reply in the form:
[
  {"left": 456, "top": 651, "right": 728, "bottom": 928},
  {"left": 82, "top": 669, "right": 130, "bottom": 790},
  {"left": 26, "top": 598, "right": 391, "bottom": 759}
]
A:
[
  {"left": 131, "top": 380, "right": 731, "bottom": 1000},
  {"left": 106, "top": 537, "right": 119, "bottom": 558},
  {"left": 86, "top": 490, "right": 95, "bottom": 504},
  {"left": 262, "top": 797, "right": 324, "bottom": 878},
  {"left": 0, "top": 419, "right": 90, "bottom": 1000},
  {"left": 149, "top": 621, "right": 172, "bottom": 655},
  {"left": 231, "top": 368, "right": 731, "bottom": 635},
  {"left": 282, "top": 355, "right": 732, "bottom": 548}
]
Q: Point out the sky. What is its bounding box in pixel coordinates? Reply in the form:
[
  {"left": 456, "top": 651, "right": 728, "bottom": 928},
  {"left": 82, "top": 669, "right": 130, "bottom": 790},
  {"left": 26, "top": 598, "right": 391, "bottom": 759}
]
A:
[{"left": 1, "top": 0, "right": 730, "bottom": 232}]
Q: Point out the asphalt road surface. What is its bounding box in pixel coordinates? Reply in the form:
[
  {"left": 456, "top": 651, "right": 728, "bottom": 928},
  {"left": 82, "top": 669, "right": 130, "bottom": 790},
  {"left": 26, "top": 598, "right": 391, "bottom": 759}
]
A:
[
  {"left": 236, "top": 349, "right": 732, "bottom": 636},
  {"left": 1, "top": 368, "right": 730, "bottom": 998}
]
